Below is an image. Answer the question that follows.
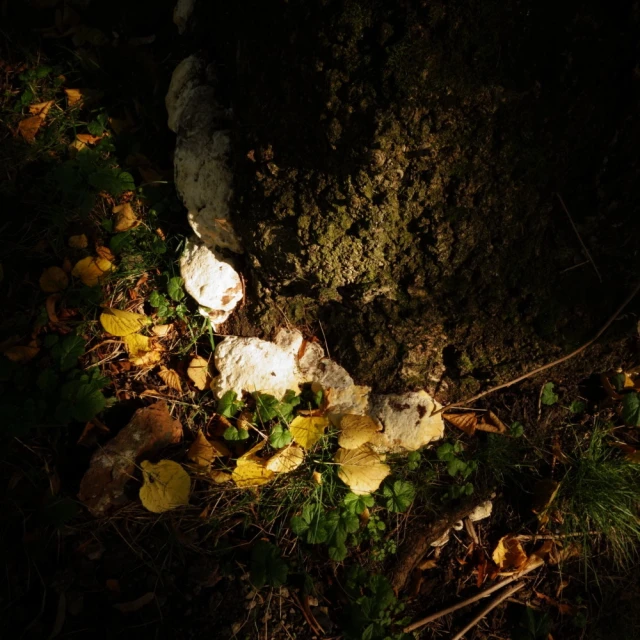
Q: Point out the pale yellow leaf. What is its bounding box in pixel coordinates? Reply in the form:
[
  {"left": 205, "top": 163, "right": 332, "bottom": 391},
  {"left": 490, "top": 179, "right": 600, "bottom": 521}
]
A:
[
  {"left": 28, "top": 100, "right": 54, "bottom": 117},
  {"left": 64, "top": 88, "right": 84, "bottom": 106},
  {"left": 492, "top": 535, "right": 528, "bottom": 571},
  {"left": 68, "top": 234, "right": 88, "bottom": 249},
  {"left": 72, "top": 256, "right": 113, "bottom": 286},
  {"left": 122, "top": 333, "right": 160, "bottom": 367},
  {"left": 113, "top": 202, "right": 140, "bottom": 232},
  {"left": 187, "top": 355, "right": 210, "bottom": 390},
  {"left": 338, "top": 414, "right": 381, "bottom": 449},
  {"left": 334, "top": 445, "right": 390, "bottom": 495},
  {"left": 265, "top": 444, "right": 305, "bottom": 473},
  {"left": 158, "top": 367, "right": 182, "bottom": 393},
  {"left": 3, "top": 345, "right": 40, "bottom": 364},
  {"left": 151, "top": 324, "right": 173, "bottom": 338},
  {"left": 139, "top": 459, "right": 190, "bottom": 513},
  {"left": 289, "top": 415, "right": 329, "bottom": 450},
  {"left": 39, "top": 266, "right": 69, "bottom": 293},
  {"left": 100, "top": 308, "right": 150, "bottom": 336},
  {"left": 210, "top": 470, "right": 233, "bottom": 484},
  {"left": 312, "top": 470, "right": 323, "bottom": 485},
  {"left": 188, "top": 431, "right": 214, "bottom": 467},
  {"left": 232, "top": 442, "right": 274, "bottom": 488}
]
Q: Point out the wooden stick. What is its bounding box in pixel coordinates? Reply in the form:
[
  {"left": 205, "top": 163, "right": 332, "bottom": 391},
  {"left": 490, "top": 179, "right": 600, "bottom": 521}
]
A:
[
  {"left": 403, "top": 558, "right": 543, "bottom": 633},
  {"left": 450, "top": 582, "right": 526, "bottom": 640},
  {"left": 556, "top": 193, "right": 602, "bottom": 283},
  {"left": 433, "top": 281, "right": 640, "bottom": 415}
]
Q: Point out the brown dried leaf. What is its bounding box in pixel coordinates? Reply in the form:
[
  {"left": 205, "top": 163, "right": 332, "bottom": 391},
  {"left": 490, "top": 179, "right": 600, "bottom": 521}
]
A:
[
  {"left": 112, "top": 202, "right": 140, "bottom": 232},
  {"left": 95, "top": 245, "right": 115, "bottom": 262},
  {"left": 443, "top": 411, "right": 477, "bottom": 435},
  {"left": 492, "top": 535, "right": 528, "bottom": 571},
  {"left": 158, "top": 367, "right": 183, "bottom": 393},
  {"left": 477, "top": 410, "right": 507, "bottom": 434}
]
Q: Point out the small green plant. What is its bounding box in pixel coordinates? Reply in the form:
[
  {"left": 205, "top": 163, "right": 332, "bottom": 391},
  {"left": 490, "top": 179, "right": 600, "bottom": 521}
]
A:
[
  {"left": 541, "top": 382, "right": 559, "bottom": 406},
  {"left": 436, "top": 441, "right": 477, "bottom": 500},
  {"left": 513, "top": 606, "right": 553, "bottom": 640},
  {"left": 621, "top": 392, "right": 640, "bottom": 426},
  {"left": 250, "top": 541, "right": 289, "bottom": 588},
  {"left": 382, "top": 481, "right": 415, "bottom": 513},
  {"left": 341, "top": 568, "right": 412, "bottom": 640}
]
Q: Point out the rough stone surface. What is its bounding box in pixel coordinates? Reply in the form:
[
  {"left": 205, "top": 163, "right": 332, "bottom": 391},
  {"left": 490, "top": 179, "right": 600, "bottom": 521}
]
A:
[
  {"left": 180, "top": 237, "right": 242, "bottom": 325},
  {"left": 78, "top": 402, "right": 183, "bottom": 516},
  {"left": 310, "top": 358, "right": 371, "bottom": 418},
  {"left": 212, "top": 336, "right": 302, "bottom": 400},
  {"left": 273, "top": 327, "right": 304, "bottom": 357},
  {"left": 468, "top": 500, "right": 493, "bottom": 522},
  {"left": 172, "top": 0, "right": 195, "bottom": 34},
  {"left": 368, "top": 391, "right": 444, "bottom": 453}
]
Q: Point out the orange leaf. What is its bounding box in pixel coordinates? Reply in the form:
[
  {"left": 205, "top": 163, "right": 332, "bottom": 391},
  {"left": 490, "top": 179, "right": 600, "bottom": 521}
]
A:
[
  {"left": 492, "top": 535, "right": 528, "bottom": 571},
  {"left": 158, "top": 367, "right": 182, "bottom": 393},
  {"left": 443, "top": 411, "right": 477, "bottom": 435}
]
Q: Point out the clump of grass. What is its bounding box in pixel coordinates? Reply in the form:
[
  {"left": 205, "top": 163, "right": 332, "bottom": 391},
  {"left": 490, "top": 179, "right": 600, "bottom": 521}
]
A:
[{"left": 557, "top": 423, "right": 640, "bottom": 566}]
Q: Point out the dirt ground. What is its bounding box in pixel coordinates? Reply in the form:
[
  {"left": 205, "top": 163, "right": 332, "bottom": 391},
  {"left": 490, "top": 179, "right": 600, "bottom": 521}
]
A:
[{"left": 2, "top": 1, "right": 640, "bottom": 640}]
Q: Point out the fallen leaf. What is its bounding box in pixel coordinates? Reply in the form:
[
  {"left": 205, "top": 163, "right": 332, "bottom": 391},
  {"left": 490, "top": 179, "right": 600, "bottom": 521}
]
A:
[
  {"left": 187, "top": 355, "right": 211, "bottom": 390},
  {"left": 39, "top": 266, "right": 69, "bottom": 293},
  {"left": 28, "top": 101, "right": 54, "bottom": 117},
  {"left": 113, "top": 592, "right": 155, "bottom": 613},
  {"left": 64, "top": 88, "right": 102, "bottom": 107},
  {"left": 96, "top": 245, "right": 115, "bottom": 262},
  {"left": 100, "top": 308, "right": 150, "bottom": 336},
  {"left": 122, "top": 333, "right": 160, "bottom": 367},
  {"left": 443, "top": 411, "right": 477, "bottom": 435},
  {"left": 338, "top": 414, "right": 381, "bottom": 449},
  {"left": 158, "top": 367, "right": 182, "bottom": 393},
  {"left": 210, "top": 470, "right": 232, "bottom": 484},
  {"left": 72, "top": 256, "right": 113, "bottom": 286},
  {"left": 68, "top": 234, "right": 88, "bottom": 249},
  {"left": 18, "top": 100, "right": 54, "bottom": 143},
  {"left": 188, "top": 431, "right": 219, "bottom": 467},
  {"left": 265, "top": 444, "right": 305, "bottom": 473},
  {"left": 112, "top": 202, "right": 140, "bottom": 232},
  {"left": 78, "top": 402, "right": 183, "bottom": 516},
  {"left": 232, "top": 444, "right": 275, "bottom": 488},
  {"left": 289, "top": 415, "right": 329, "bottom": 449},
  {"left": 139, "top": 459, "right": 190, "bottom": 513},
  {"left": 64, "top": 88, "right": 84, "bottom": 106},
  {"left": 312, "top": 470, "right": 323, "bottom": 485},
  {"left": 334, "top": 445, "right": 390, "bottom": 495},
  {"left": 3, "top": 344, "right": 39, "bottom": 364},
  {"left": 477, "top": 410, "right": 507, "bottom": 434},
  {"left": 151, "top": 324, "right": 173, "bottom": 338},
  {"left": 492, "top": 535, "right": 528, "bottom": 571}
]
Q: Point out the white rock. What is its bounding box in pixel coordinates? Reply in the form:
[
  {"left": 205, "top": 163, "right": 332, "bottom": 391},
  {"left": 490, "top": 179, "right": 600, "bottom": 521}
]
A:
[
  {"left": 297, "top": 341, "right": 325, "bottom": 378},
  {"left": 166, "top": 55, "right": 204, "bottom": 133},
  {"left": 468, "top": 500, "right": 493, "bottom": 522},
  {"left": 368, "top": 390, "right": 444, "bottom": 453},
  {"left": 180, "top": 237, "right": 242, "bottom": 326},
  {"left": 274, "top": 327, "right": 304, "bottom": 357},
  {"left": 173, "top": 0, "right": 195, "bottom": 34},
  {"left": 452, "top": 520, "right": 464, "bottom": 531},
  {"left": 212, "top": 336, "right": 302, "bottom": 400}
]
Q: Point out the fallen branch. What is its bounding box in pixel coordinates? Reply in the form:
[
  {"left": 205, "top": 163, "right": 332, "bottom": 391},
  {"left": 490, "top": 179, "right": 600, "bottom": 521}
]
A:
[
  {"left": 403, "top": 557, "right": 543, "bottom": 633},
  {"left": 434, "top": 281, "right": 640, "bottom": 415},
  {"left": 450, "top": 581, "right": 526, "bottom": 640}
]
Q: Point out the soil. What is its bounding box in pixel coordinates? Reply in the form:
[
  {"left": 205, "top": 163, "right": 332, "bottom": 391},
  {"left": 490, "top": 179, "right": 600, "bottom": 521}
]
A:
[{"left": 195, "top": 0, "right": 640, "bottom": 399}]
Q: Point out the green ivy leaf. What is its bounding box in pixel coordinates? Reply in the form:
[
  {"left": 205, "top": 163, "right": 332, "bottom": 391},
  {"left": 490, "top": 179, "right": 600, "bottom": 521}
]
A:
[
  {"left": 436, "top": 442, "right": 455, "bottom": 461},
  {"left": 50, "top": 334, "right": 85, "bottom": 372},
  {"left": 382, "top": 481, "right": 416, "bottom": 513},
  {"left": 406, "top": 450, "right": 421, "bottom": 470},
  {"left": 622, "top": 392, "right": 640, "bottom": 427},
  {"left": 148, "top": 290, "right": 165, "bottom": 308},
  {"left": 328, "top": 544, "right": 348, "bottom": 562},
  {"left": 269, "top": 424, "right": 293, "bottom": 448},
  {"left": 509, "top": 421, "right": 525, "bottom": 437},
  {"left": 167, "top": 276, "right": 185, "bottom": 302},
  {"left": 254, "top": 393, "right": 281, "bottom": 423},
  {"left": 56, "top": 379, "right": 106, "bottom": 422},
  {"left": 541, "top": 382, "right": 559, "bottom": 406},
  {"left": 343, "top": 492, "right": 374, "bottom": 514},
  {"left": 446, "top": 457, "right": 468, "bottom": 478},
  {"left": 250, "top": 541, "right": 288, "bottom": 589},
  {"left": 569, "top": 400, "right": 587, "bottom": 414},
  {"left": 217, "top": 390, "right": 245, "bottom": 418},
  {"left": 223, "top": 426, "right": 249, "bottom": 441}
]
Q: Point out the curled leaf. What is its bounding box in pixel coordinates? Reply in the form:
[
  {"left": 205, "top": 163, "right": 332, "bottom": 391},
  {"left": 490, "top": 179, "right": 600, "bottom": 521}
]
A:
[
  {"left": 492, "top": 535, "right": 528, "bottom": 571},
  {"left": 113, "top": 202, "right": 140, "bottom": 232},
  {"left": 335, "top": 445, "right": 390, "bottom": 495},
  {"left": 72, "top": 256, "right": 113, "bottom": 286},
  {"left": 187, "top": 355, "right": 210, "bottom": 391},
  {"left": 100, "top": 308, "right": 150, "bottom": 336},
  {"left": 443, "top": 411, "right": 477, "bottom": 435},
  {"left": 265, "top": 445, "right": 305, "bottom": 473},
  {"left": 158, "top": 367, "right": 182, "bottom": 393},
  {"left": 188, "top": 431, "right": 229, "bottom": 467},
  {"left": 210, "top": 470, "right": 232, "bottom": 484},
  {"left": 289, "top": 415, "right": 328, "bottom": 450},
  {"left": 139, "top": 459, "right": 190, "bottom": 513},
  {"left": 338, "top": 414, "right": 381, "bottom": 449}
]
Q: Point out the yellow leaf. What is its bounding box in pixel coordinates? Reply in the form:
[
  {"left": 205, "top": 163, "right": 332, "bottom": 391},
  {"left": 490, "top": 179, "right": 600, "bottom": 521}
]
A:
[
  {"left": 64, "top": 88, "right": 84, "bottom": 106},
  {"left": 18, "top": 115, "right": 45, "bottom": 144},
  {"left": 338, "top": 414, "right": 381, "bottom": 449},
  {"left": 139, "top": 459, "right": 190, "bottom": 513},
  {"left": 68, "top": 234, "right": 88, "bottom": 249},
  {"left": 188, "top": 431, "right": 214, "bottom": 466},
  {"left": 64, "top": 88, "right": 102, "bottom": 107},
  {"left": 3, "top": 345, "right": 39, "bottom": 364},
  {"left": 100, "top": 308, "right": 150, "bottom": 336},
  {"left": 187, "top": 355, "right": 210, "bottom": 390},
  {"left": 72, "top": 256, "right": 113, "bottom": 286},
  {"left": 122, "top": 333, "right": 160, "bottom": 367},
  {"left": 96, "top": 245, "right": 115, "bottom": 262},
  {"left": 113, "top": 202, "right": 140, "bottom": 232},
  {"left": 334, "top": 445, "right": 390, "bottom": 495},
  {"left": 28, "top": 100, "right": 54, "bottom": 117},
  {"left": 289, "top": 415, "right": 329, "bottom": 450},
  {"left": 232, "top": 444, "right": 275, "bottom": 488},
  {"left": 312, "top": 470, "right": 323, "bottom": 485},
  {"left": 492, "top": 535, "right": 528, "bottom": 571},
  {"left": 210, "top": 470, "right": 232, "bottom": 484},
  {"left": 265, "top": 444, "right": 305, "bottom": 473},
  {"left": 151, "top": 324, "right": 173, "bottom": 337},
  {"left": 158, "top": 367, "right": 182, "bottom": 393},
  {"left": 39, "top": 266, "right": 69, "bottom": 293}
]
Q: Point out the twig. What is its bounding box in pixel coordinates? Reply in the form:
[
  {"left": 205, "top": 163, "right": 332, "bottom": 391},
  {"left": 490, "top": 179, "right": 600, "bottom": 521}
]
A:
[
  {"left": 434, "top": 281, "right": 640, "bottom": 415},
  {"left": 450, "top": 582, "right": 526, "bottom": 640},
  {"left": 516, "top": 531, "right": 598, "bottom": 541},
  {"left": 403, "top": 558, "right": 543, "bottom": 633},
  {"left": 556, "top": 193, "right": 602, "bottom": 282}
]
